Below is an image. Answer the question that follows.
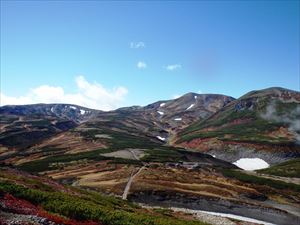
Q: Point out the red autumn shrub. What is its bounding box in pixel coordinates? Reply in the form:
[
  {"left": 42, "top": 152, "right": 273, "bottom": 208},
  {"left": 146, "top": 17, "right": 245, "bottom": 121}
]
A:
[
  {"left": 37, "top": 207, "right": 101, "bottom": 225},
  {"left": 2, "top": 194, "right": 38, "bottom": 215},
  {"left": 1, "top": 194, "right": 101, "bottom": 225}
]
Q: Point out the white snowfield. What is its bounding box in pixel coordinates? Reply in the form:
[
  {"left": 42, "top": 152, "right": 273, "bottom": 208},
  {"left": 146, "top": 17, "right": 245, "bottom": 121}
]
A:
[
  {"left": 70, "top": 106, "right": 76, "bottom": 110},
  {"left": 156, "top": 136, "right": 166, "bottom": 141},
  {"left": 194, "top": 96, "right": 198, "bottom": 99},
  {"left": 174, "top": 118, "right": 182, "bottom": 121},
  {"left": 50, "top": 107, "right": 54, "bottom": 112},
  {"left": 160, "top": 103, "right": 166, "bottom": 107},
  {"left": 186, "top": 104, "right": 195, "bottom": 110},
  {"left": 233, "top": 158, "right": 270, "bottom": 171},
  {"left": 80, "top": 109, "right": 85, "bottom": 115},
  {"left": 157, "top": 111, "right": 164, "bottom": 115}
]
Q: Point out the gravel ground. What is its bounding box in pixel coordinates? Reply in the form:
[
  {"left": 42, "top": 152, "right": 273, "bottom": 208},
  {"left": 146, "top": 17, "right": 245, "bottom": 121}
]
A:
[
  {"left": 170, "top": 207, "right": 236, "bottom": 225},
  {"left": 0, "top": 210, "right": 56, "bottom": 225}
]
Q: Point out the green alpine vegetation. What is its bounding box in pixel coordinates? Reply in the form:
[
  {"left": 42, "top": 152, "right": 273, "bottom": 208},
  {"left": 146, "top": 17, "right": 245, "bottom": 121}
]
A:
[
  {"left": 258, "top": 158, "right": 300, "bottom": 178},
  {"left": 0, "top": 168, "right": 210, "bottom": 225}
]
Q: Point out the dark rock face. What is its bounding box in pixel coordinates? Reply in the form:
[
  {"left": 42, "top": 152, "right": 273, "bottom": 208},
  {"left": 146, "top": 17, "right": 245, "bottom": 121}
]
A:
[{"left": 234, "top": 99, "right": 254, "bottom": 111}]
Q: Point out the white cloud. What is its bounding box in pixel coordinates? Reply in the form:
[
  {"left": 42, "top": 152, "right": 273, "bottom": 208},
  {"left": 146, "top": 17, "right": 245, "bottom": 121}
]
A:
[
  {"left": 0, "top": 94, "right": 33, "bottom": 105},
  {"left": 137, "top": 61, "right": 147, "bottom": 69},
  {"left": 165, "top": 64, "right": 181, "bottom": 71},
  {"left": 172, "top": 94, "right": 181, "bottom": 99},
  {"left": 130, "top": 42, "right": 145, "bottom": 49},
  {"left": 0, "top": 76, "right": 128, "bottom": 111}
]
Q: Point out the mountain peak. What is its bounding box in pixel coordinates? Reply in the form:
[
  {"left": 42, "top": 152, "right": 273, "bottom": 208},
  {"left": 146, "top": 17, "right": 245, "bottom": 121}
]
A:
[{"left": 240, "top": 87, "right": 300, "bottom": 100}]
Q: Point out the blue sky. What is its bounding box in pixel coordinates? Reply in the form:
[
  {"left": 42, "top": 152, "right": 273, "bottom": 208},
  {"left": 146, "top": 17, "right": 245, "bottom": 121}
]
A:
[{"left": 1, "top": 1, "right": 299, "bottom": 110}]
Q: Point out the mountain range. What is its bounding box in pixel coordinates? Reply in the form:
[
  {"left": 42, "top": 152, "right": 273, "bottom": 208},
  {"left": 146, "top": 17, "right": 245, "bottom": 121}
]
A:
[{"left": 0, "top": 87, "right": 300, "bottom": 225}]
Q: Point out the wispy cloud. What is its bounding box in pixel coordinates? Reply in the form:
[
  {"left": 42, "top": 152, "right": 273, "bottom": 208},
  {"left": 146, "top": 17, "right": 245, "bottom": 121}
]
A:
[
  {"left": 130, "top": 41, "right": 145, "bottom": 49},
  {"left": 137, "top": 61, "right": 147, "bottom": 69},
  {"left": 165, "top": 64, "right": 182, "bottom": 71},
  {"left": 172, "top": 94, "right": 181, "bottom": 99},
  {"left": 0, "top": 76, "right": 128, "bottom": 111},
  {"left": 261, "top": 101, "right": 300, "bottom": 143}
]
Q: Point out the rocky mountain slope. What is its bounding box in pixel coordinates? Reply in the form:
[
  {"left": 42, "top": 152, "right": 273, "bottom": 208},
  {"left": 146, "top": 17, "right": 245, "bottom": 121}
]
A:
[
  {"left": 0, "top": 93, "right": 233, "bottom": 164},
  {"left": 0, "top": 103, "right": 98, "bottom": 121},
  {"left": 94, "top": 93, "right": 234, "bottom": 144},
  {"left": 174, "top": 87, "right": 300, "bottom": 164},
  {"left": 142, "top": 93, "right": 234, "bottom": 137},
  {"left": 0, "top": 104, "right": 99, "bottom": 158},
  {"left": 1, "top": 87, "right": 300, "bottom": 225}
]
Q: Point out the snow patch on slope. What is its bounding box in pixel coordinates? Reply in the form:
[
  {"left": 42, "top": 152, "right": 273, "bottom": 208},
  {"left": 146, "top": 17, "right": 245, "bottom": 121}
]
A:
[
  {"left": 70, "top": 106, "right": 76, "bottom": 110},
  {"left": 160, "top": 103, "right": 166, "bottom": 107},
  {"left": 156, "top": 136, "right": 166, "bottom": 141},
  {"left": 186, "top": 104, "right": 195, "bottom": 110},
  {"left": 157, "top": 111, "right": 164, "bottom": 115},
  {"left": 233, "top": 158, "right": 270, "bottom": 171},
  {"left": 80, "top": 109, "right": 85, "bottom": 115},
  {"left": 174, "top": 118, "right": 182, "bottom": 121}
]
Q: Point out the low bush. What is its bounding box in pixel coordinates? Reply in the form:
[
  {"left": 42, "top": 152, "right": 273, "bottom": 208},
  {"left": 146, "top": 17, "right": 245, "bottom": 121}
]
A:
[
  {"left": 0, "top": 181, "right": 209, "bottom": 225},
  {"left": 221, "top": 169, "right": 300, "bottom": 192}
]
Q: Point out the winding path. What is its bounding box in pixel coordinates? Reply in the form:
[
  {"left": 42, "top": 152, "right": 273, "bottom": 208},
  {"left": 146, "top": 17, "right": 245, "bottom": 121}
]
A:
[
  {"left": 122, "top": 149, "right": 146, "bottom": 200},
  {"left": 122, "top": 166, "right": 144, "bottom": 200}
]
